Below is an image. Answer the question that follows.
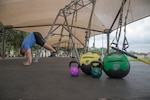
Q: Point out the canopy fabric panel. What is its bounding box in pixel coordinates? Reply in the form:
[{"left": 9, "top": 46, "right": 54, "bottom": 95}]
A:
[{"left": 0, "top": 0, "right": 150, "bottom": 48}]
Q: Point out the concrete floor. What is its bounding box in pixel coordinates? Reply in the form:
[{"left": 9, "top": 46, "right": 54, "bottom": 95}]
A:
[{"left": 0, "top": 57, "right": 150, "bottom": 100}]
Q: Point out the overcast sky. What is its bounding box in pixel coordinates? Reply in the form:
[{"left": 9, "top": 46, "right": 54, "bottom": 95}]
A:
[{"left": 89, "top": 16, "right": 150, "bottom": 53}]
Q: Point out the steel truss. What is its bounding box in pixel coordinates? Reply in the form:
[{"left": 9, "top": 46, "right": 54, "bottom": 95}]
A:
[{"left": 35, "top": 0, "right": 96, "bottom": 62}]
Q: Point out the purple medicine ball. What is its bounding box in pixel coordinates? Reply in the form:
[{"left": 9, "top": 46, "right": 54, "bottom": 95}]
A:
[{"left": 69, "top": 66, "right": 79, "bottom": 77}]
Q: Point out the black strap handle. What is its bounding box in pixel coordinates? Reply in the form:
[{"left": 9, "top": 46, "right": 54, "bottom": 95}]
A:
[
  {"left": 90, "top": 61, "right": 103, "bottom": 68},
  {"left": 69, "top": 61, "right": 79, "bottom": 68}
]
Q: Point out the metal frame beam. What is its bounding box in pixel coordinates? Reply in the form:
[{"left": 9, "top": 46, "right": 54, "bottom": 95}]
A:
[{"left": 6, "top": 24, "right": 104, "bottom": 33}]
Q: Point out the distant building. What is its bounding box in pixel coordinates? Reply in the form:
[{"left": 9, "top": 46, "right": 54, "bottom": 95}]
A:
[
  {"left": 147, "top": 52, "right": 150, "bottom": 58},
  {"left": 133, "top": 52, "right": 148, "bottom": 58}
]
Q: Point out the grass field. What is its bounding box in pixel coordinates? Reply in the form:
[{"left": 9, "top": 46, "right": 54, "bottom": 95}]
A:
[{"left": 128, "top": 57, "right": 150, "bottom": 62}]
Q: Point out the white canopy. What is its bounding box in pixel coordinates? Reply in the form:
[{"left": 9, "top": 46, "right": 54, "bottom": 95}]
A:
[{"left": 0, "top": 0, "right": 150, "bottom": 48}]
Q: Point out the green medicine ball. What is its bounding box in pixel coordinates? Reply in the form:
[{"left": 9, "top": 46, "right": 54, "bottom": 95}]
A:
[{"left": 103, "top": 52, "right": 130, "bottom": 78}]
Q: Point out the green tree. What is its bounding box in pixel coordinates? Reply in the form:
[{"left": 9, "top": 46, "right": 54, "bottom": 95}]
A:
[
  {"left": 88, "top": 47, "right": 107, "bottom": 55},
  {"left": 7, "top": 30, "right": 27, "bottom": 54},
  {"left": 6, "top": 29, "right": 28, "bottom": 56},
  {"left": 0, "top": 23, "right": 28, "bottom": 57}
]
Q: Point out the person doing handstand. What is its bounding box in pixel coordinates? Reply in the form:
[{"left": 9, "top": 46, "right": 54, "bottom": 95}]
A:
[{"left": 20, "top": 32, "right": 56, "bottom": 65}]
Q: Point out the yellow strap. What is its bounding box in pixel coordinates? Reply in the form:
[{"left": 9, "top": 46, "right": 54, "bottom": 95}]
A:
[
  {"left": 137, "top": 58, "right": 150, "bottom": 65},
  {"left": 110, "top": 46, "right": 150, "bottom": 65}
]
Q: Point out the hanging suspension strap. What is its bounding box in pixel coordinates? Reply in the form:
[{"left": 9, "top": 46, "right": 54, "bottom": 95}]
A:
[
  {"left": 122, "top": 0, "right": 130, "bottom": 51},
  {"left": 111, "top": 0, "right": 126, "bottom": 48},
  {"left": 111, "top": 0, "right": 130, "bottom": 51}
]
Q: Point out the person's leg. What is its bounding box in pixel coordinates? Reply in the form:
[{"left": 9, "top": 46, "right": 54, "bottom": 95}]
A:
[
  {"left": 33, "top": 32, "right": 56, "bottom": 53},
  {"left": 43, "top": 43, "right": 56, "bottom": 53}
]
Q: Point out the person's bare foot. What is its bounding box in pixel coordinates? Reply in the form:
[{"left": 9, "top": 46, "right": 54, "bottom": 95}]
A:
[{"left": 23, "top": 62, "right": 31, "bottom": 65}]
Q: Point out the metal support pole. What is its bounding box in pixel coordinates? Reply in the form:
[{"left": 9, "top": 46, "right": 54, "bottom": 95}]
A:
[
  {"left": 1, "top": 24, "right": 6, "bottom": 59},
  {"left": 84, "top": 0, "right": 96, "bottom": 52},
  {"left": 63, "top": 11, "right": 80, "bottom": 62},
  {"left": 106, "top": 32, "right": 110, "bottom": 54},
  {"left": 45, "top": 10, "right": 62, "bottom": 41},
  {"left": 34, "top": 10, "right": 61, "bottom": 62}
]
